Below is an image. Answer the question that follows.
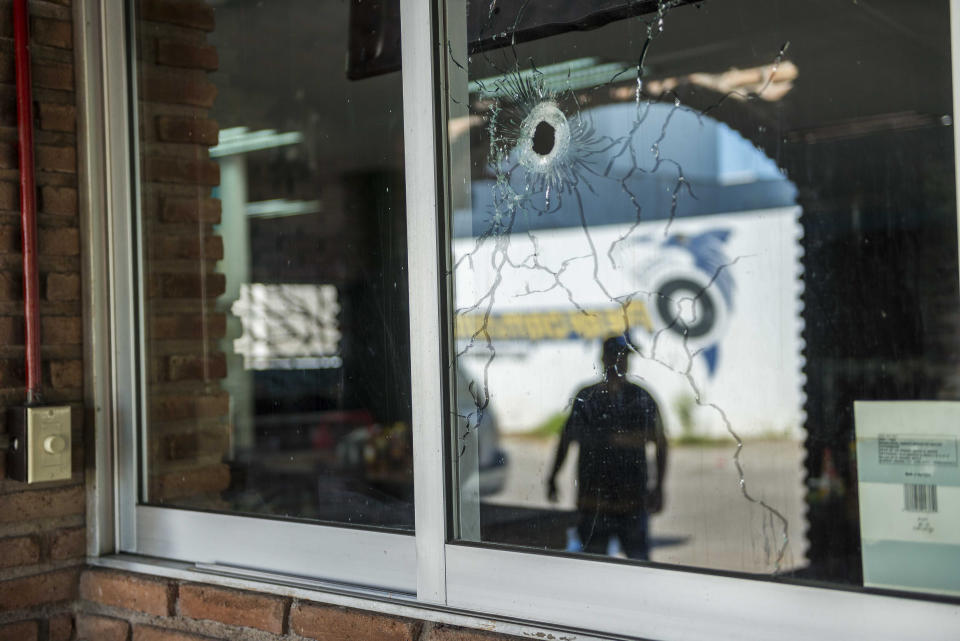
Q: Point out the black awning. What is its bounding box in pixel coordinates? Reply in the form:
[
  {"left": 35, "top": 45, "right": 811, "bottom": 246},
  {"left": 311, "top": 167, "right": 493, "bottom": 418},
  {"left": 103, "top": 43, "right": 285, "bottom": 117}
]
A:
[{"left": 347, "top": 1, "right": 697, "bottom": 80}]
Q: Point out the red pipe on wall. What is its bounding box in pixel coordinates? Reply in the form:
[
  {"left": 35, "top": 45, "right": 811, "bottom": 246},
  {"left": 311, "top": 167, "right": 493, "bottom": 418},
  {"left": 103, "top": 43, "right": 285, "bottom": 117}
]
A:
[{"left": 14, "top": 0, "right": 42, "bottom": 404}]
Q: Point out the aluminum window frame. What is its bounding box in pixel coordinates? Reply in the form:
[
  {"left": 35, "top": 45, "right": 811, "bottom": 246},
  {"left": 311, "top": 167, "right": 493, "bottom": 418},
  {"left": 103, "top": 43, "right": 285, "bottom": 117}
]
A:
[{"left": 79, "top": 0, "right": 960, "bottom": 637}]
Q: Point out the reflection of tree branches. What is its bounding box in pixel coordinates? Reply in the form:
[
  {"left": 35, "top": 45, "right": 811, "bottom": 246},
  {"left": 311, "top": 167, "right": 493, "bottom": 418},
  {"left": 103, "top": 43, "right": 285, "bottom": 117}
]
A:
[
  {"left": 701, "top": 41, "right": 792, "bottom": 116},
  {"left": 247, "top": 304, "right": 311, "bottom": 350}
]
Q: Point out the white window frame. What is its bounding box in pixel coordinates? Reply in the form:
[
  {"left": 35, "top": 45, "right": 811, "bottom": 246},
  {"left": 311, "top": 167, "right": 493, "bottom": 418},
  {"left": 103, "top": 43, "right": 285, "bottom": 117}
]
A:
[{"left": 79, "top": 0, "right": 960, "bottom": 638}]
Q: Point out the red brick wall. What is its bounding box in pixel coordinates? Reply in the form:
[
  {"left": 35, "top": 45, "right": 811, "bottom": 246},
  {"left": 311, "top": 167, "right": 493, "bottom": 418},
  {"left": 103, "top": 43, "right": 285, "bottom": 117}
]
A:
[
  {"left": 77, "top": 569, "right": 516, "bottom": 641},
  {"left": 0, "top": 0, "right": 83, "bottom": 639}
]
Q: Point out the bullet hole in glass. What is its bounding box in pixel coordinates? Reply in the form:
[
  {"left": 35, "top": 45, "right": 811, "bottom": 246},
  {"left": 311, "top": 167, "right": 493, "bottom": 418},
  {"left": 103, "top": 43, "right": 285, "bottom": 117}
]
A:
[{"left": 532, "top": 120, "right": 556, "bottom": 156}]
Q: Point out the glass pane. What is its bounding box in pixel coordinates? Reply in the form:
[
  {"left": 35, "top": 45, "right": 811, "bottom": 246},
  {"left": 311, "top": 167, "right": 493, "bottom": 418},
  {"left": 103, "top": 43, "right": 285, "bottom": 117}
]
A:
[
  {"left": 444, "top": 0, "right": 959, "bottom": 596},
  {"left": 134, "top": 0, "right": 413, "bottom": 530}
]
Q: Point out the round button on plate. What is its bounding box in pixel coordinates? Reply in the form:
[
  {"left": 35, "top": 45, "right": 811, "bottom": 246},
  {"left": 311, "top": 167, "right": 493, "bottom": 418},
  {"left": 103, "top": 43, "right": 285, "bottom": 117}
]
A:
[{"left": 42, "top": 435, "right": 67, "bottom": 454}]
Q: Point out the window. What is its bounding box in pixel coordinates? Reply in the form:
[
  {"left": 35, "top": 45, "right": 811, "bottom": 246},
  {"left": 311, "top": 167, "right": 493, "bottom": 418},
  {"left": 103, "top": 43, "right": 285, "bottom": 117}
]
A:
[
  {"left": 86, "top": 0, "right": 960, "bottom": 638},
  {"left": 108, "top": 0, "right": 416, "bottom": 592},
  {"left": 435, "top": 1, "right": 960, "bottom": 635}
]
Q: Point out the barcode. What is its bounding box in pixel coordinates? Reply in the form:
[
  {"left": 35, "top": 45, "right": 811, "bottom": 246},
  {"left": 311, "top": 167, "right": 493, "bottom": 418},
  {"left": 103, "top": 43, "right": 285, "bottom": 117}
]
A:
[{"left": 903, "top": 484, "right": 938, "bottom": 513}]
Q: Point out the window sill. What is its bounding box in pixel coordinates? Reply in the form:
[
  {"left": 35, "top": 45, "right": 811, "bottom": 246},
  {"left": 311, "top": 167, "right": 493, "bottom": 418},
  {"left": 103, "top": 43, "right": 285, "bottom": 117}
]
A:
[{"left": 85, "top": 553, "right": 616, "bottom": 641}]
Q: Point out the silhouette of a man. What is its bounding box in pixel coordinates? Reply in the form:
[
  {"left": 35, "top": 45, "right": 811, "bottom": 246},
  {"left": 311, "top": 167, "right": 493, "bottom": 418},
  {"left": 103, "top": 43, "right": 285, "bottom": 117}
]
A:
[{"left": 547, "top": 336, "right": 667, "bottom": 560}]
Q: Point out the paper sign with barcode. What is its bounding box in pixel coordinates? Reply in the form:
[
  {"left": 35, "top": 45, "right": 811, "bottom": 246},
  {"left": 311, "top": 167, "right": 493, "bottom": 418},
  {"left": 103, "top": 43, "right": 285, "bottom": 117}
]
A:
[{"left": 855, "top": 401, "right": 960, "bottom": 597}]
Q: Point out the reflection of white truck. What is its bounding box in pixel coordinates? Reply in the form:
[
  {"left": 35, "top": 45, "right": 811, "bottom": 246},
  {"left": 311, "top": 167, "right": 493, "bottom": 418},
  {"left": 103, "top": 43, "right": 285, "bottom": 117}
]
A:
[
  {"left": 452, "top": 102, "right": 805, "bottom": 440},
  {"left": 454, "top": 207, "right": 805, "bottom": 440}
]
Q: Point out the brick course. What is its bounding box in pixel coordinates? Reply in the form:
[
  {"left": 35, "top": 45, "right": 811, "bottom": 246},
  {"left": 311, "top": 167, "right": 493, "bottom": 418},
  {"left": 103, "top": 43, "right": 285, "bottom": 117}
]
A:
[
  {"left": 148, "top": 463, "right": 230, "bottom": 500},
  {"left": 48, "top": 613, "right": 74, "bottom": 641},
  {"left": 49, "top": 525, "right": 85, "bottom": 560},
  {"left": 141, "top": 0, "right": 216, "bottom": 32},
  {"left": 80, "top": 570, "right": 174, "bottom": 617},
  {"left": 37, "top": 102, "right": 76, "bottom": 132},
  {"left": 0, "top": 182, "right": 16, "bottom": 209},
  {"left": 49, "top": 359, "right": 83, "bottom": 389},
  {"left": 0, "top": 535, "right": 40, "bottom": 568},
  {"left": 153, "top": 428, "right": 227, "bottom": 461},
  {"left": 40, "top": 186, "right": 78, "bottom": 215},
  {"left": 0, "top": 485, "right": 84, "bottom": 522},
  {"left": 150, "top": 272, "right": 226, "bottom": 298},
  {"left": 150, "top": 234, "right": 223, "bottom": 261},
  {"left": 30, "top": 18, "right": 72, "bottom": 50},
  {"left": 0, "top": 272, "right": 17, "bottom": 300},
  {"left": 0, "top": 621, "right": 38, "bottom": 641},
  {"left": 151, "top": 313, "right": 226, "bottom": 340},
  {"left": 36, "top": 145, "right": 77, "bottom": 173},
  {"left": 155, "top": 115, "right": 219, "bottom": 145},
  {"left": 133, "top": 626, "right": 213, "bottom": 641},
  {"left": 166, "top": 353, "right": 227, "bottom": 381},
  {"left": 0, "top": 358, "right": 24, "bottom": 387},
  {"left": 76, "top": 614, "right": 129, "bottom": 641},
  {"left": 149, "top": 393, "right": 229, "bottom": 422},
  {"left": 40, "top": 315, "right": 82, "bottom": 344},
  {"left": 74, "top": 570, "right": 522, "bottom": 641},
  {"left": 179, "top": 583, "right": 287, "bottom": 634},
  {"left": 38, "top": 226, "right": 80, "bottom": 255},
  {"left": 0, "top": 142, "right": 16, "bottom": 169},
  {"left": 141, "top": 70, "right": 217, "bottom": 108},
  {"left": 156, "top": 40, "right": 218, "bottom": 72},
  {"left": 159, "top": 197, "right": 221, "bottom": 224},
  {"left": 0, "top": 568, "right": 79, "bottom": 611},
  {"left": 33, "top": 61, "right": 74, "bottom": 91},
  {"left": 290, "top": 602, "right": 423, "bottom": 641},
  {"left": 46, "top": 272, "right": 80, "bottom": 301}
]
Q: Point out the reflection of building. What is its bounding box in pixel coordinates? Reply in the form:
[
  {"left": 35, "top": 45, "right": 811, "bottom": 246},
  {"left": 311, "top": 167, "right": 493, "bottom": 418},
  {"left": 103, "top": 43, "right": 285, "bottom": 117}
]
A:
[{"left": 455, "top": 103, "right": 805, "bottom": 441}]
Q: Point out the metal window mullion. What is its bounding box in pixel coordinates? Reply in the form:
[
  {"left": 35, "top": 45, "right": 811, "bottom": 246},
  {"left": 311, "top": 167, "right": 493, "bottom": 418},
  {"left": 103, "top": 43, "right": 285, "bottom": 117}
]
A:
[
  {"left": 95, "top": 0, "right": 140, "bottom": 553},
  {"left": 400, "top": 0, "right": 449, "bottom": 605},
  {"left": 125, "top": 0, "right": 150, "bottom": 511},
  {"left": 442, "top": 0, "right": 477, "bottom": 544},
  {"left": 76, "top": 0, "right": 115, "bottom": 556}
]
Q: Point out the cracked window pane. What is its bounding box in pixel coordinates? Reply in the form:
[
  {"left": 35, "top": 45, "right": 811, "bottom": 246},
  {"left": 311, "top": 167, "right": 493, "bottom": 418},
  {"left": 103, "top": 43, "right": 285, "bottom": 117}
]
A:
[
  {"left": 135, "top": 0, "right": 413, "bottom": 530},
  {"left": 444, "top": 0, "right": 958, "bottom": 593}
]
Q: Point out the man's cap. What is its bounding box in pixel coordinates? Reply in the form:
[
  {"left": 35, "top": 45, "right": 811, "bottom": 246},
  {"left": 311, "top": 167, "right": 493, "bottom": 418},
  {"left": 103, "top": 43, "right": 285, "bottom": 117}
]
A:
[{"left": 602, "top": 335, "right": 629, "bottom": 360}]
